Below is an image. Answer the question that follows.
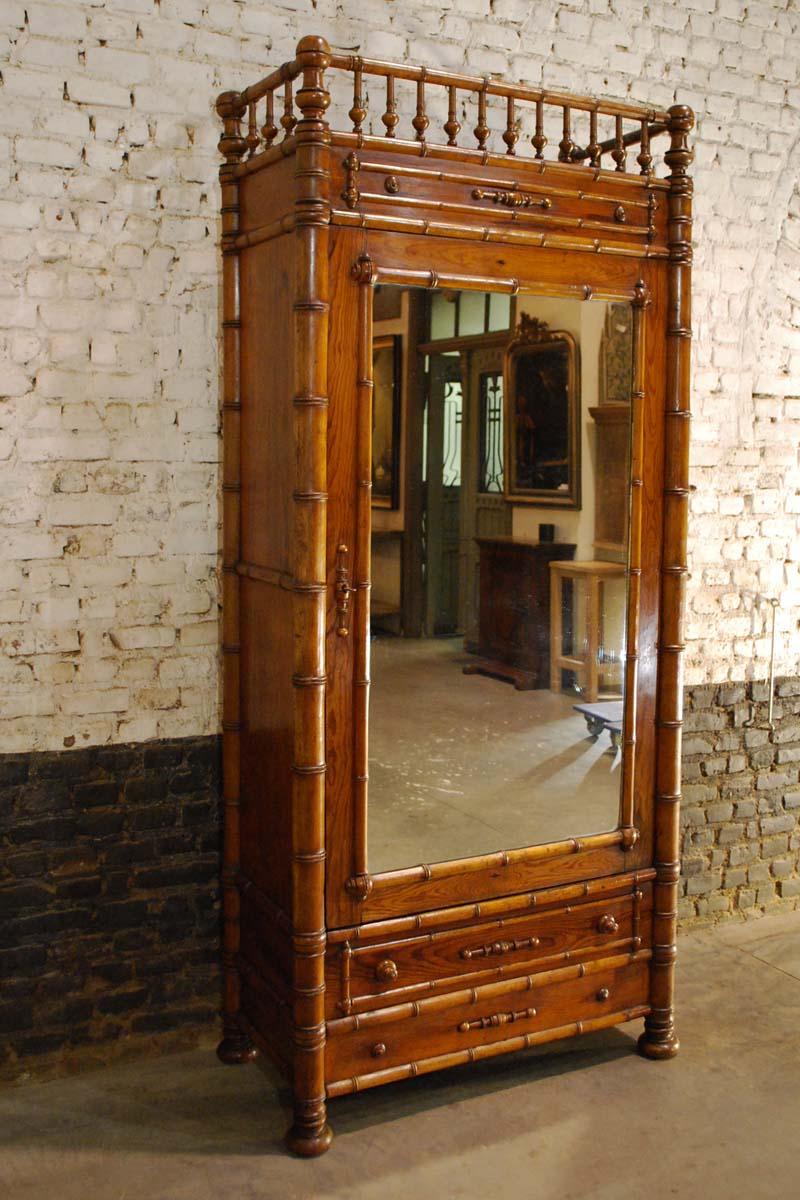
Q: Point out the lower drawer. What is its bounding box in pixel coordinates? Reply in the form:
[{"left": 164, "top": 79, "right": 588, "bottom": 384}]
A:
[{"left": 325, "top": 950, "right": 650, "bottom": 1093}]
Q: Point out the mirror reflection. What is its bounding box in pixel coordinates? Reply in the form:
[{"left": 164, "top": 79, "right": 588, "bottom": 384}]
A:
[{"left": 368, "top": 287, "right": 633, "bottom": 874}]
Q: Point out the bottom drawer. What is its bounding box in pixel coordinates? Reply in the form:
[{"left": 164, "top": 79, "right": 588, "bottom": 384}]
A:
[{"left": 326, "top": 950, "right": 650, "bottom": 1095}]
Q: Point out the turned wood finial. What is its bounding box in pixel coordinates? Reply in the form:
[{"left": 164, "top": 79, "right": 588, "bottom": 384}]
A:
[
  {"left": 295, "top": 34, "right": 332, "bottom": 125},
  {"left": 216, "top": 90, "right": 247, "bottom": 164},
  {"left": 665, "top": 104, "right": 694, "bottom": 178}
]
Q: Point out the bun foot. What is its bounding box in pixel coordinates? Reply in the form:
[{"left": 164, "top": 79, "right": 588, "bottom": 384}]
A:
[
  {"left": 637, "top": 1030, "right": 680, "bottom": 1060},
  {"left": 216, "top": 1034, "right": 258, "bottom": 1065},
  {"left": 285, "top": 1122, "right": 334, "bottom": 1157}
]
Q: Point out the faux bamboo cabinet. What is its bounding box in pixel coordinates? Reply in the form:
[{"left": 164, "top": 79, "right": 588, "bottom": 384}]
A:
[{"left": 216, "top": 37, "right": 693, "bottom": 1156}]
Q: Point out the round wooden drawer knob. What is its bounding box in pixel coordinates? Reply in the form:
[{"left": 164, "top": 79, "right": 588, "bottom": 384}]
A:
[
  {"left": 375, "top": 958, "right": 398, "bottom": 983},
  {"left": 371, "top": 1042, "right": 387, "bottom": 1058},
  {"left": 596, "top": 987, "right": 610, "bottom": 1003},
  {"left": 597, "top": 913, "right": 619, "bottom": 934}
]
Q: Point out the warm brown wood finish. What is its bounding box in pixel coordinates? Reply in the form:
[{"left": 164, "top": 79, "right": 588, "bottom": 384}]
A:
[{"left": 216, "top": 39, "right": 692, "bottom": 1154}]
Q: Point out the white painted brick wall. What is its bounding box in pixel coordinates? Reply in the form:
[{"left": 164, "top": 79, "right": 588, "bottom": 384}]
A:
[{"left": 1, "top": 1, "right": 799, "bottom": 750}]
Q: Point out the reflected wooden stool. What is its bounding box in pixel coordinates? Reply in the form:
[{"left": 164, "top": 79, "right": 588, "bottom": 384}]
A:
[{"left": 549, "top": 560, "right": 626, "bottom": 702}]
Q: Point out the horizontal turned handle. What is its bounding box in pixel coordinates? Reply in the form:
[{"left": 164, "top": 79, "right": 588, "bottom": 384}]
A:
[
  {"left": 461, "top": 935, "right": 540, "bottom": 960},
  {"left": 458, "top": 1006, "right": 537, "bottom": 1033},
  {"left": 472, "top": 187, "right": 552, "bottom": 210}
]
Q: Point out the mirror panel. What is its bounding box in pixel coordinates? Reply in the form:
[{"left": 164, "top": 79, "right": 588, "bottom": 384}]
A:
[{"left": 368, "top": 287, "right": 634, "bottom": 875}]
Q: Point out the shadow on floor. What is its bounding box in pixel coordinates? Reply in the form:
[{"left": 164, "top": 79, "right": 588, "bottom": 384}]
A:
[{"left": 0, "top": 1025, "right": 637, "bottom": 1161}]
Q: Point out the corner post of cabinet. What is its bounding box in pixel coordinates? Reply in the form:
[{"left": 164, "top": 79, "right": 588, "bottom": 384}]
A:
[
  {"left": 215, "top": 90, "right": 257, "bottom": 1068},
  {"left": 639, "top": 104, "right": 693, "bottom": 1062},
  {"left": 286, "top": 36, "right": 334, "bottom": 1157}
]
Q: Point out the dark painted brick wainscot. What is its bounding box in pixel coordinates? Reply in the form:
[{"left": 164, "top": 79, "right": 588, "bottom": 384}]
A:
[
  {"left": 0, "top": 736, "right": 221, "bottom": 1081},
  {"left": 3, "top": 679, "right": 800, "bottom": 1079}
]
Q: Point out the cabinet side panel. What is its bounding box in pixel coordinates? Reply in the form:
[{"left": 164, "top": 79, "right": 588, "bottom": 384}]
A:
[
  {"left": 240, "top": 232, "right": 295, "bottom": 573},
  {"left": 238, "top": 227, "right": 296, "bottom": 920}
]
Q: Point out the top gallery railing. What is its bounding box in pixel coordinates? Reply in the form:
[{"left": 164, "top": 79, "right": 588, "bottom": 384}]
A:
[{"left": 219, "top": 35, "right": 673, "bottom": 175}]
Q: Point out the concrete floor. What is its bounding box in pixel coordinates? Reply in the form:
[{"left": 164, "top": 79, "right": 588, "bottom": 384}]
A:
[
  {"left": 3, "top": 911, "right": 799, "bottom": 1200},
  {"left": 370, "top": 637, "right": 621, "bottom": 873}
]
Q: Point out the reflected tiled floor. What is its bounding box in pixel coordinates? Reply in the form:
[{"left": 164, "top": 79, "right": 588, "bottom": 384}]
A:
[
  {"left": 2, "top": 911, "right": 799, "bottom": 1200},
  {"left": 369, "top": 637, "right": 621, "bottom": 873}
]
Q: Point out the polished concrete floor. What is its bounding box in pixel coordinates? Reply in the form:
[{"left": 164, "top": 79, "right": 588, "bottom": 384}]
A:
[
  {"left": 3, "top": 911, "right": 799, "bottom": 1200},
  {"left": 369, "top": 637, "right": 621, "bottom": 873}
]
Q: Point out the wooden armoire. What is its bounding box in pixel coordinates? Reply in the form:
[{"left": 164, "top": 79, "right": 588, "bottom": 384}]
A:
[{"left": 215, "top": 37, "right": 693, "bottom": 1156}]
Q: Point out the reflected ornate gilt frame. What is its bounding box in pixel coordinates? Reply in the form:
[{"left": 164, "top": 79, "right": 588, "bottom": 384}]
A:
[{"left": 503, "top": 315, "right": 581, "bottom": 509}]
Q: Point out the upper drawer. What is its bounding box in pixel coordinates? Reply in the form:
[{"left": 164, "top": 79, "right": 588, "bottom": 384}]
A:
[
  {"left": 329, "top": 148, "right": 669, "bottom": 258},
  {"left": 326, "top": 881, "right": 652, "bottom": 1019}
]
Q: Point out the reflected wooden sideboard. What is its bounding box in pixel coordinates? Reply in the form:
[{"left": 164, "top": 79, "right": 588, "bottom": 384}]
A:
[{"left": 465, "top": 537, "right": 576, "bottom": 689}]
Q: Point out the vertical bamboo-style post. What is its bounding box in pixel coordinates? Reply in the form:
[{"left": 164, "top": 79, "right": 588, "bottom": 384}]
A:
[
  {"left": 382, "top": 74, "right": 399, "bottom": 138},
  {"left": 558, "top": 105, "right": 574, "bottom": 162},
  {"left": 285, "top": 36, "right": 334, "bottom": 1156},
  {"left": 262, "top": 89, "right": 278, "bottom": 147},
  {"left": 612, "top": 114, "right": 626, "bottom": 172},
  {"left": 587, "top": 108, "right": 600, "bottom": 169},
  {"left": 412, "top": 70, "right": 429, "bottom": 142},
  {"left": 639, "top": 104, "right": 693, "bottom": 1062},
  {"left": 346, "top": 256, "right": 375, "bottom": 902},
  {"left": 474, "top": 80, "right": 489, "bottom": 150},
  {"left": 215, "top": 91, "right": 256, "bottom": 1068},
  {"left": 637, "top": 117, "right": 652, "bottom": 175},
  {"left": 444, "top": 85, "right": 460, "bottom": 146},
  {"left": 282, "top": 79, "right": 298, "bottom": 138},
  {"left": 532, "top": 97, "right": 546, "bottom": 159},
  {"left": 349, "top": 59, "right": 366, "bottom": 135},
  {"left": 502, "top": 96, "right": 518, "bottom": 155},
  {"left": 621, "top": 280, "right": 649, "bottom": 847}
]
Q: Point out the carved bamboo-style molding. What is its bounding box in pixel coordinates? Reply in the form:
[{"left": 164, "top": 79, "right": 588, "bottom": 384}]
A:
[
  {"left": 328, "top": 868, "right": 655, "bottom": 946},
  {"left": 639, "top": 104, "right": 693, "bottom": 1063},
  {"left": 284, "top": 36, "right": 334, "bottom": 1158},
  {"left": 326, "top": 1004, "right": 652, "bottom": 1097},
  {"left": 355, "top": 158, "right": 662, "bottom": 206},
  {"left": 332, "top": 208, "right": 669, "bottom": 260},
  {"left": 619, "top": 278, "right": 650, "bottom": 846},
  {"left": 225, "top": 38, "right": 672, "bottom": 173},
  {"left": 215, "top": 89, "right": 257, "bottom": 1071},
  {"left": 338, "top": 935, "right": 637, "bottom": 1017},
  {"left": 327, "top": 950, "right": 652, "bottom": 1037}
]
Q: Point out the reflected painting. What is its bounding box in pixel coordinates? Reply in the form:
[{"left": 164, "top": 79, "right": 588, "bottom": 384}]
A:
[{"left": 504, "top": 315, "right": 580, "bottom": 507}]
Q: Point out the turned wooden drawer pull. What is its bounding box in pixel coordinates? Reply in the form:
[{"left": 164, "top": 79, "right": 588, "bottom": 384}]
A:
[
  {"left": 597, "top": 913, "right": 619, "bottom": 934},
  {"left": 371, "top": 1042, "right": 387, "bottom": 1058},
  {"left": 596, "top": 987, "right": 610, "bottom": 1002},
  {"left": 458, "top": 1006, "right": 536, "bottom": 1033},
  {"left": 461, "top": 935, "right": 541, "bottom": 961},
  {"left": 374, "top": 958, "right": 399, "bottom": 983}
]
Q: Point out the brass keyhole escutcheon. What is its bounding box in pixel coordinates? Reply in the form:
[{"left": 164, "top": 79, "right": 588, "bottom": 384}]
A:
[
  {"left": 596, "top": 987, "right": 610, "bottom": 1003},
  {"left": 375, "top": 958, "right": 398, "bottom": 983},
  {"left": 597, "top": 913, "right": 619, "bottom": 934}
]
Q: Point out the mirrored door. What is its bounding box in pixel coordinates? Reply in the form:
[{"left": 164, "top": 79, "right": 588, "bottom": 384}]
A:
[{"left": 367, "top": 287, "right": 636, "bottom": 876}]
